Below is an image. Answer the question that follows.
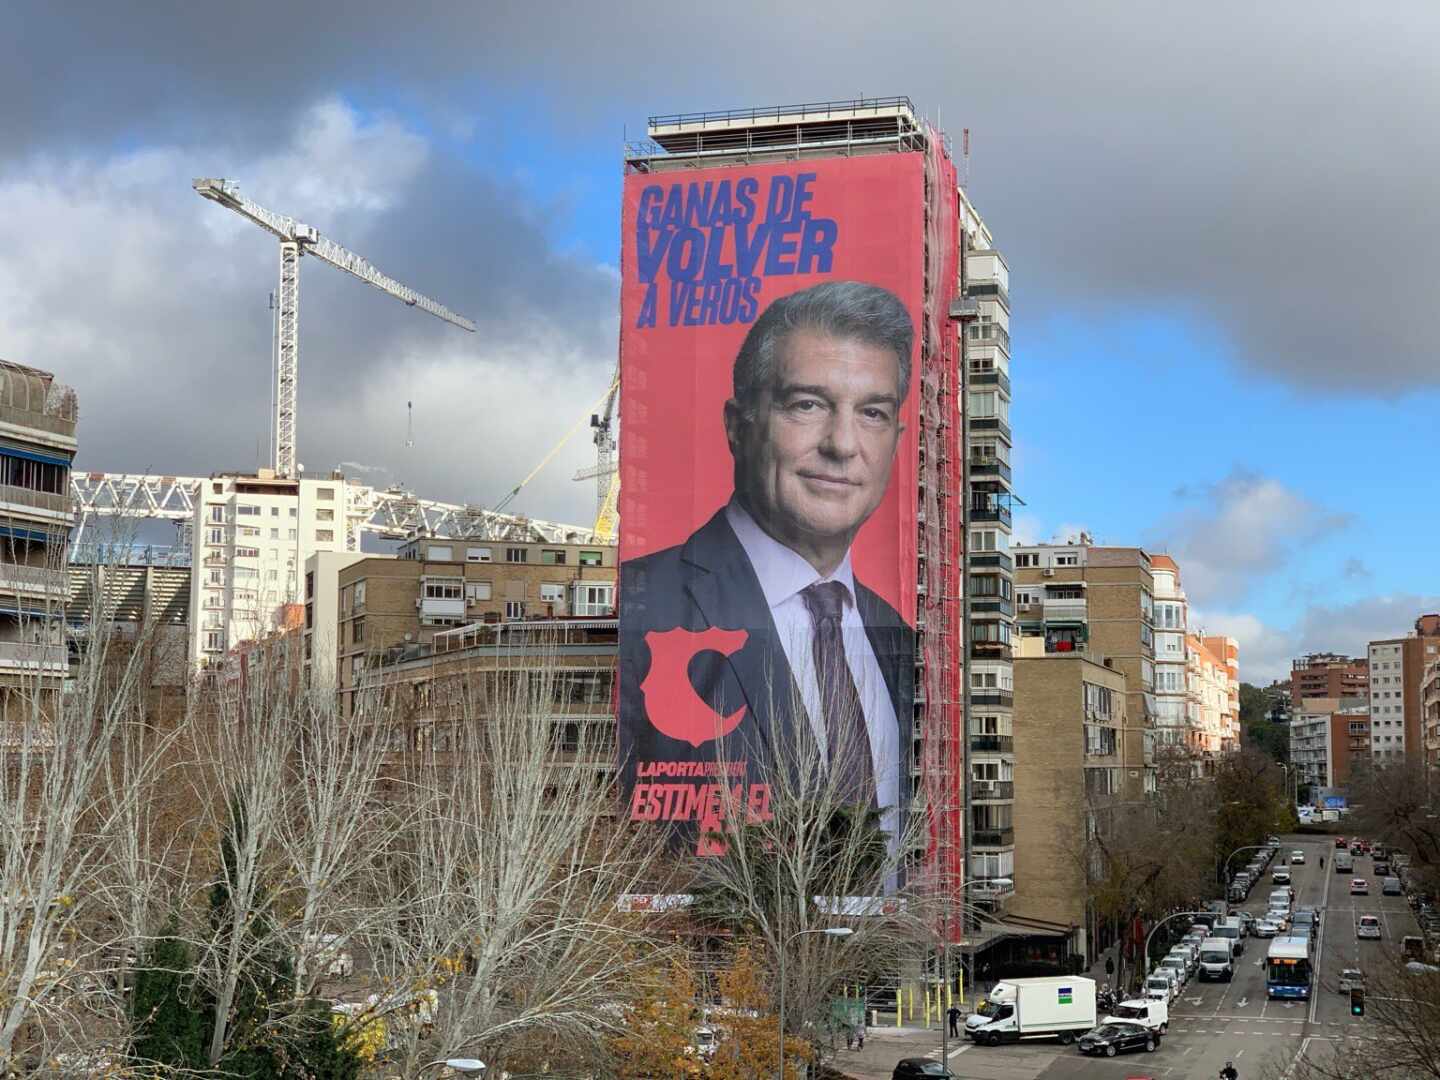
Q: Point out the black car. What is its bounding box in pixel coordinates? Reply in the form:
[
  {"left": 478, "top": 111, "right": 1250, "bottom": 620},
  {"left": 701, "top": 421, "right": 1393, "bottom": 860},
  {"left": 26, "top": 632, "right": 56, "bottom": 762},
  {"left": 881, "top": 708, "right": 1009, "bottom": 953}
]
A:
[
  {"left": 1077, "top": 1021, "right": 1160, "bottom": 1057},
  {"left": 891, "top": 1059, "right": 955, "bottom": 1079}
]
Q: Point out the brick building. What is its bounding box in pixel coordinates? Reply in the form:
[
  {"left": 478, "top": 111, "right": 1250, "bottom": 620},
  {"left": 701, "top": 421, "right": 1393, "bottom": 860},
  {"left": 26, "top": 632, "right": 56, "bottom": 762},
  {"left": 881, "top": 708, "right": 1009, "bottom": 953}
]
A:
[
  {"left": 335, "top": 536, "right": 616, "bottom": 717},
  {"left": 1290, "top": 653, "right": 1368, "bottom": 712},
  {"left": 1367, "top": 615, "right": 1440, "bottom": 762}
]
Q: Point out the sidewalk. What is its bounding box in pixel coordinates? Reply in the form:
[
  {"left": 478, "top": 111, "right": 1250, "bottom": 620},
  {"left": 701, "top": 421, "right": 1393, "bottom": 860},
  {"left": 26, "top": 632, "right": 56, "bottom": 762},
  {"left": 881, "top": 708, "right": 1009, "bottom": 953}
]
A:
[{"left": 827, "top": 1023, "right": 953, "bottom": 1080}]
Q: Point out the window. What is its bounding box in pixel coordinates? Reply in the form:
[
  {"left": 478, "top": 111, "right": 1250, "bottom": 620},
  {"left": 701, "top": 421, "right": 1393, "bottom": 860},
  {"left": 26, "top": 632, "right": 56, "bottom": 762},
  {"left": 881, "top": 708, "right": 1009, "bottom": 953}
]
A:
[
  {"left": 572, "top": 583, "right": 615, "bottom": 616},
  {"left": 210, "top": 506, "right": 225, "bottom": 523},
  {"left": 271, "top": 506, "right": 280, "bottom": 516},
  {"left": 289, "top": 507, "right": 297, "bottom": 517},
  {"left": 237, "top": 504, "right": 260, "bottom": 516},
  {"left": 424, "top": 579, "right": 463, "bottom": 600},
  {"left": 1084, "top": 681, "right": 1114, "bottom": 720},
  {"left": 505, "top": 601, "right": 526, "bottom": 620},
  {"left": 466, "top": 546, "right": 492, "bottom": 562},
  {"left": 351, "top": 617, "right": 365, "bottom": 644},
  {"left": 316, "top": 508, "right": 334, "bottom": 522},
  {"left": 239, "top": 526, "right": 259, "bottom": 537},
  {"left": 1048, "top": 585, "right": 1084, "bottom": 599},
  {"left": 235, "top": 547, "right": 259, "bottom": 559},
  {"left": 505, "top": 547, "right": 529, "bottom": 564},
  {"left": 208, "top": 528, "right": 224, "bottom": 545},
  {"left": 270, "top": 528, "right": 279, "bottom": 540},
  {"left": 466, "top": 582, "right": 492, "bottom": 601},
  {"left": 317, "top": 487, "right": 335, "bottom": 501},
  {"left": 288, "top": 529, "right": 297, "bottom": 540},
  {"left": 540, "top": 583, "right": 566, "bottom": 604},
  {"left": 204, "top": 631, "right": 225, "bottom": 651},
  {"left": 1015, "top": 590, "right": 1039, "bottom": 606},
  {"left": 1055, "top": 553, "right": 1078, "bottom": 566},
  {"left": 207, "top": 569, "right": 223, "bottom": 585},
  {"left": 353, "top": 580, "right": 366, "bottom": 608},
  {"left": 428, "top": 545, "right": 454, "bottom": 561},
  {"left": 579, "top": 550, "right": 604, "bottom": 567},
  {"left": 541, "top": 549, "right": 567, "bottom": 565},
  {"left": 315, "top": 530, "right": 334, "bottom": 543},
  {"left": 1015, "top": 552, "right": 1038, "bottom": 567}
]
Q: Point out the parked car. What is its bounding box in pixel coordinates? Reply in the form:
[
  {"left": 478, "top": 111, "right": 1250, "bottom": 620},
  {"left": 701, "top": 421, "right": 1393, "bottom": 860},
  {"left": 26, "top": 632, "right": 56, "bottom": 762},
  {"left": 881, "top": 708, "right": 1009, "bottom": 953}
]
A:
[
  {"left": 892, "top": 1059, "right": 955, "bottom": 1079},
  {"left": 1383, "top": 877, "right": 1403, "bottom": 896},
  {"left": 1352, "top": 878, "right": 1370, "bottom": 895},
  {"left": 1357, "top": 915, "right": 1383, "bottom": 940},
  {"left": 1402, "top": 936, "right": 1426, "bottom": 961},
  {"left": 1292, "top": 850, "right": 1306, "bottom": 864},
  {"left": 1337, "top": 968, "right": 1365, "bottom": 993},
  {"left": 1159, "top": 955, "right": 1190, "bottom": 986},
  {"left": 1077, "top": 1021, "right": 1160, "bottom": 1057}
]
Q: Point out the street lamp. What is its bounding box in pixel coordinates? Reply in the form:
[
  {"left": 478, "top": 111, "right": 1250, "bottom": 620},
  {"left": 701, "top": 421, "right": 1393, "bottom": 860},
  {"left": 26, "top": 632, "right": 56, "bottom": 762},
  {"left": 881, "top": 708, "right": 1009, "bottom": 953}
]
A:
[
  {"left": 778, "top": 926, "right": 853, "bottom": 1080},
  {"left": 1276, "top": 762, "right": 1295, "bottom": 811},
  {"left": 942, "top": 878, "right": 1012, "bottom": 1061}
]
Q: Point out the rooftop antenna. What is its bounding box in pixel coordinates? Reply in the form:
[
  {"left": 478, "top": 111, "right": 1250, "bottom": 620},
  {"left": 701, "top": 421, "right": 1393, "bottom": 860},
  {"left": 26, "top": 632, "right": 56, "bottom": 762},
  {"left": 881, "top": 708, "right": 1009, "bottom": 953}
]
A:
[
  {"left": 406, "top": 400, "right": 415, "bottom": 448},
  {"left": 962, "top": 128, "right": 971, "bottom": 189}
]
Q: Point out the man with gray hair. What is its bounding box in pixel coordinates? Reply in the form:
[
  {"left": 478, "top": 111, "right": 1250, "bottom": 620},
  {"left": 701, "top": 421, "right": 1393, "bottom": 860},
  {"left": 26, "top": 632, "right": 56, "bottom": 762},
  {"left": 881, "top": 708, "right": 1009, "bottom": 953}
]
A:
[{"left": 619, "top": 280, "right": 915, "bottom": 842}]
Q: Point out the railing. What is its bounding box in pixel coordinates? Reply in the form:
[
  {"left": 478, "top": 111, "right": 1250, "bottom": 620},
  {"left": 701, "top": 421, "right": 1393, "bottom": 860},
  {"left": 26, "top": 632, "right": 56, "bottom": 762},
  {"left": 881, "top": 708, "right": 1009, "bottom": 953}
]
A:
[
  {"left": 0, "top": 564, "right": 66, "bottom": 596},
  {"left": 968, "top": 366, "right": 1012, "bottom": 396},
  {"left": 968, "top": 456, "right": 1012, "bottom": 483},
  {"left": 971, "top": 828, "right": 1015, "bottom": 848},
  {"left": 969, "top": 641, "right": 1013, "bottom": 661},
  {"left": 969, "top": 735, "right": 1014, "bottom": 754},
  {"left": 970, "top": 780, "right": 1015, "bottom": 800},
  {"left": 969, "top": 503, "right": 1012, "bottom": 527},
  {"left": 968, "top": 552, "right": 1013, "bottom": 572},
  {"left": 971, "top": 691, "right": 1014, "bottom": 708},
  {"left": 0, "top": 484, "right": 72, "bottom": 517},
  {"left": 0, "top": 641, "right": 67, "bottom": 672},
  {"left": 649, "top": 96, "right": 916, "bottom": 129},
  {"left": 971, "top": 597, "right": 1015, "bottom": 617}
]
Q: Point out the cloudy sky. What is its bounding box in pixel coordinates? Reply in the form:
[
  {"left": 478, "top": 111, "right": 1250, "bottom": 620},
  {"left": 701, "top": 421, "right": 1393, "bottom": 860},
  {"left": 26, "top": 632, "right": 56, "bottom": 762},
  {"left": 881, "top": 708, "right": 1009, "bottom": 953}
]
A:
[{"left": 3, "top": 1, "right": 1437, "bottom": 681}]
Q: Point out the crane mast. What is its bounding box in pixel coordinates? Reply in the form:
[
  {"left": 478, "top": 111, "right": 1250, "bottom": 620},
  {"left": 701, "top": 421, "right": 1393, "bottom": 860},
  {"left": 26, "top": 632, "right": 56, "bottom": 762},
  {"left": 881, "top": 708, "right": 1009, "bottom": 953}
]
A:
[{"left": 193, "top": 178, "right": 476, "bottom": 479}]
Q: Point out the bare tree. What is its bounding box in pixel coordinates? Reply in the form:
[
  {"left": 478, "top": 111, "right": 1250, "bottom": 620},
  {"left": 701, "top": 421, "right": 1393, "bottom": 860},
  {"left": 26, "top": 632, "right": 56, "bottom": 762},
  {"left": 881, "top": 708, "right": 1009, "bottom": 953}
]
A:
[{"left": 348, "top": 645, "right": 665, "bottom": 1075}]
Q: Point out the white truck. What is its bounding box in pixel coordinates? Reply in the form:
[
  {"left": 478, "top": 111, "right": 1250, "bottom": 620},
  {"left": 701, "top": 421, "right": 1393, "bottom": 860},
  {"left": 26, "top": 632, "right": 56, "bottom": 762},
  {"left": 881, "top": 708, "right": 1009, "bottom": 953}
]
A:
[
  {"left": 1197, "top": 936, "right": 1235, "bottom": 982},
  {"left": 1104, "top": 997, "right": 1168, "bottom": 1034},
  {"left": 964, "top": 976, "right": 1097, "bottom": 1046}
]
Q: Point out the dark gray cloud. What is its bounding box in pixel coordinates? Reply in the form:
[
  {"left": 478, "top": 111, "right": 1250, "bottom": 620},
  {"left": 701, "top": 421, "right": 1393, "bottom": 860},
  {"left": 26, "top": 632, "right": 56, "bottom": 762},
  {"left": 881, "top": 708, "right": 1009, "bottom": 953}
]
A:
[{"left": 6, "top": 1, "right": 1440, "bottom": 396}]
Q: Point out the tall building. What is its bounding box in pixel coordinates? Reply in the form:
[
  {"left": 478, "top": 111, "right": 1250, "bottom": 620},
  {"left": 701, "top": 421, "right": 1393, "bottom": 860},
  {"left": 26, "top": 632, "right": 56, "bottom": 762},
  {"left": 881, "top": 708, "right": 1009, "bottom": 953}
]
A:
[
  {"left": 1185, "top": 633, "right": 1239, "bottom": 758},
  {"left": 1148, "top": 555, "right": 1189, "bottom": 754},
  {"left": 1367, "top": 615, "right": 1440, "bottom": 762},
  {"left": 1014, "top": 543, "right": 1157, "bottom": 795},
  {"left": 1202, "top": 634, "right": 1241, "bottom": 750},
  {"left": 1010, "top": 652, "right": 1131, "bottom": 965},
  {"left": 301, "top": 550, "right": 368, "bottom": 691},
  {"left": 188, "top": 470, "right": 363, "bottom": 672},
  {"left": 1422, "top": 652, "right": 1440, "bottom": 768},
  {"left": 1289, "top": 697, "right": 1369, "bottom": 794},
  {"left": 0, "top": 361, "right": 77, "bottom": 717},
  {"left": 1290, "top": 653, "right": 1368, "bottom": 711},
  {"left": 336, "top": 536, "right": 617, "bottom": 718},
  {"left": 961, "top": 191, "right": 1016, "bottom": 897}
]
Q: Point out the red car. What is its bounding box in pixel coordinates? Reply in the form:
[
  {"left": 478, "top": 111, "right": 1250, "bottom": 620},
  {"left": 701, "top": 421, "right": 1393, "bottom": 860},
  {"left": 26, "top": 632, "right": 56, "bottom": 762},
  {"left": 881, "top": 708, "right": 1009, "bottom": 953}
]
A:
[{"left": 1335, "top": 837, "right": 1348, "bottom": 849}]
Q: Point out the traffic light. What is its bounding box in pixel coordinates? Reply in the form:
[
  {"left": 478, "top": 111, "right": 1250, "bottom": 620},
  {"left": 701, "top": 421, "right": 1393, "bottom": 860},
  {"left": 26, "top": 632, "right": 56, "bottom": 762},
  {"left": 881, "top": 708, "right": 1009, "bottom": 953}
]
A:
[{"left": 1350, "top": 987, "right": 1365, "bottom": 1016}]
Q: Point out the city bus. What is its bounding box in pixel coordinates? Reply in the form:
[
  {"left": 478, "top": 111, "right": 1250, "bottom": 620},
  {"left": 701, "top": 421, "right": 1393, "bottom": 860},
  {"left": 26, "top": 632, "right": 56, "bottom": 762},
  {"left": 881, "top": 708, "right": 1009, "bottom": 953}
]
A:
[{"left": 1266, "top": 937, "right": 1313, "bottom": 1000}]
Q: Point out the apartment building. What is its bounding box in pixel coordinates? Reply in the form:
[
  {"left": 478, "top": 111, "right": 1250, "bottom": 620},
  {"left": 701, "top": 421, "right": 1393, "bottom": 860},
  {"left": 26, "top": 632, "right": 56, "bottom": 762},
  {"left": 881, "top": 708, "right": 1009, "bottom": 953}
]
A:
[
  {"left": 1010, "top": 652, "right": 1131, "bottom": 964},
  {"left": 1367, "top": 615, "right": 1440, "bottom": 761},
  {"left": 1203, "top": 634, "right": 1241, "bottom": 749},
  {"left": 961, "top": 192, "right": 1017, "bottom": 898},
  {"left": 1148, "top": 555, "right": 1189, "bottom": 753},
  {"left": 1014, "top": 543, "right": 1157, "bottom": 795},
  {"left": 1290, "top": 653, "right": 1368, "bottom": 711},
  {"left": 301, "top": 550, "right": 368, "bottom": 690},
  {"left": 188, "top": 469, "right": 363, "bottom": 672},
  {"left": 1422, "top": 654, "right": 1440, "bottom": 768},
  {"left": 0, "top": 362, "right": 77, "bottom": 720},
  {"left": 1289, "top": 697, "right": 1370, "bottom": 794},
  {"left": 1185, "top": 633, "right": 1233, "bottom": 756},
  {"left": 352, "top": 617, "right": 617, "bottom": 782},
  {"left": 336, "top": 536, "right": 617, "bottom": 717}
]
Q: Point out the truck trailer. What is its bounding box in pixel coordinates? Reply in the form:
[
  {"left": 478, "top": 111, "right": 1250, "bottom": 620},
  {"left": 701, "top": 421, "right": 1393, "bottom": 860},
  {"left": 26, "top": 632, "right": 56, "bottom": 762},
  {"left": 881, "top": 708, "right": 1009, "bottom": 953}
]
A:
[{"left": 964, "top": 976, "right": 1098, "bottom": 1045}]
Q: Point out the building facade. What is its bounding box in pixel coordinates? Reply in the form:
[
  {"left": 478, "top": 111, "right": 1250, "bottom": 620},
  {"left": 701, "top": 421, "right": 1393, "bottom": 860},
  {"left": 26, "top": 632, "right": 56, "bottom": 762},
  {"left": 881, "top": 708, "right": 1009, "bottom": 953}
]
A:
[
  {"left": 1367, "top": 615, "right": 1440, "bottom": 762},
  {"left": 1014, "top": 543, "right": 1157, "bottom": 796},
  {"left": 1149, "top": 555, "right": 1189, "bottom": 754},
  {"left": 1010, "top": 653, "right": 1130, "bottom": 963},
  {"left": 1422, "top": 653, "right": 1440, "bottom": 769},
  {"left": 961, "top": 192, "right": 1017, "bottom": 897},
  {"left": 336, "top": 536, "right": 617, "bottom": 717},
  {"left": 1290, "top": 653, "right": 1368, "bottom": 711},
  {"left": 187, "top": 470, "right": 364, "bottom": 672},
  {"left": 0, "top": 362, "right": 77, "bottom": 716}
]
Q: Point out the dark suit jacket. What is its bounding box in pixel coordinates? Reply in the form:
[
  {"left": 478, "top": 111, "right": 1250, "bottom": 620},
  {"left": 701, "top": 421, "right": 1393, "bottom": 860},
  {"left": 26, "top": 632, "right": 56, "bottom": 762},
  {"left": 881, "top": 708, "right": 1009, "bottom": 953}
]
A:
[{"left": 619, "top": 508, "right": 913, "bottom": 832}]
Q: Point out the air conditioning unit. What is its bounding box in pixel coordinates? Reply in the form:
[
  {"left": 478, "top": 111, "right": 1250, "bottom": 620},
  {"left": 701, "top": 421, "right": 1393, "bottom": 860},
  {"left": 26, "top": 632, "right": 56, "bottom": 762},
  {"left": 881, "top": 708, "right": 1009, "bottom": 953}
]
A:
[
  {"left": 415, "top": 598, "right": 423, "bottom": 609},
  {"left": 1043, "top": 568, "right": 1056, "bottom": 577}
]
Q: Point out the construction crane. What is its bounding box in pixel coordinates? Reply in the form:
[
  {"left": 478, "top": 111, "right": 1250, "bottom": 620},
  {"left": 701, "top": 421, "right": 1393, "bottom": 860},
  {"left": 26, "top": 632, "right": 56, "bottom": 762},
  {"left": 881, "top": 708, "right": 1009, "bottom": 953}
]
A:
[
  {"left": 193, "top": 178, "right": 476, "bottom": 479},
  {"left": 573, "top": 366, "right": 619, "bottom": 540}
]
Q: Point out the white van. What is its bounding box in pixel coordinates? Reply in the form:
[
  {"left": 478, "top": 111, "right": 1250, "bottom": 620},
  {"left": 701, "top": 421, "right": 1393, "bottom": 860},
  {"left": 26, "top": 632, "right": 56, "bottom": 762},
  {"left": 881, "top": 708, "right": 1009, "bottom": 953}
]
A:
[
  {"left": 1211, "top": 916, "right": 1245, "bottom": 958},
  {"left": 1269, "top": 887, "right": 1293, "bottom": 911},
  {"left": 1198, "top": 937, "right": 1235, "bottom": 981}
]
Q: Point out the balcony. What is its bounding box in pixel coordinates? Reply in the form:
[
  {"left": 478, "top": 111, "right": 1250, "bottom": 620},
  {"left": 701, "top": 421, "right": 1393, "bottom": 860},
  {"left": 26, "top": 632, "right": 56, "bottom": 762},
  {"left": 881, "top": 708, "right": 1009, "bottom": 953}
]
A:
[
  {"left": 967, "top": 416, "right": 1011, "bottom": 441},
  {"left": 971, "top": 828, "right": 1015, "bottom": 848},
  {"left": 0, "top": 640, "right": 67, "bottom": 675},
  {"left": 968, "top": 551, "right": 1013, "bottom": 572},
  {"left": 0, "top": 484, "right": 72, "bottom": 522},
  {"left": 967, "top": 367, "right": 1012, "bottom": 396},
  {"left": 1042, "top": 597, "right": 1087, "bottom": 622},
  {"left": 971, "top": 691, "right": 1014, "bottom": 708},
  {"left": 968, "top": 456, "right": 1012, "bottom": 483},
  {"left": 971, "top": 597, "right": 1015, "bottom": 617},
  {"left": 970, "top": 641, "right": 1013, "bottom": 661},
  {"left": 970, "top": 734, "right": 1014, "bottom": 754},
  {"left": 0, "top": 563, "right": 67, "bottom": 599},
  {"left": 969, "top": 503, "right": 1012, "bottom": 527},
  {"left": 970, "top": 779, "right": 1014, "bottom": 801}
]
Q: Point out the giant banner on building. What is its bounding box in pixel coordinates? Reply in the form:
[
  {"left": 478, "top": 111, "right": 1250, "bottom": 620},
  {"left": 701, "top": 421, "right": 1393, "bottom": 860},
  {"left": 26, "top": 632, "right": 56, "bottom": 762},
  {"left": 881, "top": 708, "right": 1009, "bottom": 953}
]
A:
[{"left": 618, "top": 156, "right": 923, "bottom": 854}]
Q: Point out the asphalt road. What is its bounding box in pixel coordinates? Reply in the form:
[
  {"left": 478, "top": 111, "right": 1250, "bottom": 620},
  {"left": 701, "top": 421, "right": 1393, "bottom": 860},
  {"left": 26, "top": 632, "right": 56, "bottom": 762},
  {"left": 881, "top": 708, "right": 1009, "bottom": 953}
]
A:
[{"left": 913, "top": 834, "right": 1423, "bottom": 1080}]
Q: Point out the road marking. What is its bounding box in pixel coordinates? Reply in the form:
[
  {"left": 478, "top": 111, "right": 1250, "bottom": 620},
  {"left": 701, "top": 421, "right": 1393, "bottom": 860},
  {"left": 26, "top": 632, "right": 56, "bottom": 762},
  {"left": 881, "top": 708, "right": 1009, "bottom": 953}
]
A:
[
  {"left": 1237, "top": 996, "right": 1248, "bottom": 1008},
  {"left": 945, "top": 1043, "right": 970, "bottom": 1059}
]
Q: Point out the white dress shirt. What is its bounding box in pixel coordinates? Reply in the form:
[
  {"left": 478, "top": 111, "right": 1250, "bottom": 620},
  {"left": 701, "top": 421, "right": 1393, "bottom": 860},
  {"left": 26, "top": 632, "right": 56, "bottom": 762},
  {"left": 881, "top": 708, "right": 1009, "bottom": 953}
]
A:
[{"left": 725, "top": 499, "right": 901, "bottom": 831}]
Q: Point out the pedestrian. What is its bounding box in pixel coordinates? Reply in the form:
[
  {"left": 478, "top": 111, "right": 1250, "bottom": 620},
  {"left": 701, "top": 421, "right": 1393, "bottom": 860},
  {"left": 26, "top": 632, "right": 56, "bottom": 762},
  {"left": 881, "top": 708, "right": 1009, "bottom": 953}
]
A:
[
  {"left": 947, "top": 1004, "right": 961, "bottom": 1037},
  {"left": 856, "top": 1025, "right": 865, "bottom": 1050},
  {"left": 1104, "top": 954, "right": 1115, "bottom": 986},
  {"left": 845, "top": 1025, "right": 854, "bottom": 1051}
]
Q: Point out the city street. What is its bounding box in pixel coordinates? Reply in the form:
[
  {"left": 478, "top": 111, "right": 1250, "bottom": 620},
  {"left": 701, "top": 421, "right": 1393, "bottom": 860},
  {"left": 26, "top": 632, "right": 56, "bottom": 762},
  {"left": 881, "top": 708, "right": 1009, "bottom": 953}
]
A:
[{"left": 851, "top": 835, "right": 1424, "bottom": 1080}]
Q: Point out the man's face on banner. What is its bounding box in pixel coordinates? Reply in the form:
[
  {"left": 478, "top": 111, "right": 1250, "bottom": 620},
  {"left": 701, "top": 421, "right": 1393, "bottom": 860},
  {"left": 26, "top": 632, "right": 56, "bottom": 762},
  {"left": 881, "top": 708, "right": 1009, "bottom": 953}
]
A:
[{"left": 727, "top": 328, "right": 905, "bottom": 568}]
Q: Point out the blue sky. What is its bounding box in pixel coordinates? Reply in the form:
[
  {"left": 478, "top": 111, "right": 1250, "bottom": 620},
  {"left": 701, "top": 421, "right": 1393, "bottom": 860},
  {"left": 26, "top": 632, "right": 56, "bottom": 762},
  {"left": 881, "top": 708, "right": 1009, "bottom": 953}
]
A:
[{"left": 2, "top": 1, "right": 1438, "bottom": 682}]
